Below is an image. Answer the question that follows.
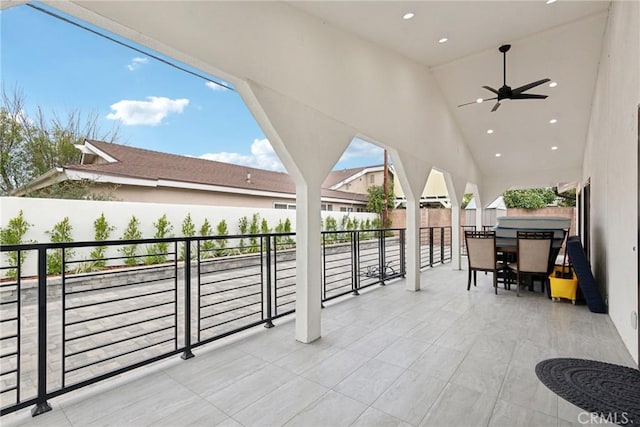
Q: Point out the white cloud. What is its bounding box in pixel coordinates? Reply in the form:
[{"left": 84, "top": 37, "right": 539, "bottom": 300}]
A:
[
  {"left": 106, "top": 96, "right": 189, "bottom": 126},
  {"left": 199, "top": 138, "right": 285, "bottom": 172},
  {"left": 337, "top": 138, "right": 385, "bottom": 163},
  {"left": 205, "top": 81, "right": 230, "bottom": 91},
  {"left": 126, "top": 57, "right": 148, "bottom": 71}
]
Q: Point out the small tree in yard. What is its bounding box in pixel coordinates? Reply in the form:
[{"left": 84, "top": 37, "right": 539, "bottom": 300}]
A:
[
  {"left": 199, "top": 219, "right": 216, "bottom": 258},
  {"left": 83, "top": 213, "right": 115, "bottom": 271},
  {"left": 120, "top": 215, "right": 142, "bottom": 266},
  {"left": 145, "top": 214, "right": 173, "bottom": 265},
  {"left": 366, "top": 185, "right": 395, "bottom": 228},
  {"left": 503, "top": 188, "right": 557, "bottom": 209},
  {"left": 216, "top": 219, "right": 229, "bottom": 256},
  {"left": 180, "top": 213, "right": 196, "bottom": 260},
  {"left": 0, "top": 210, "right": 32, "bottom": 278},
  {"left": 46, "top": 217, "right": 74, "bottom": 275}
]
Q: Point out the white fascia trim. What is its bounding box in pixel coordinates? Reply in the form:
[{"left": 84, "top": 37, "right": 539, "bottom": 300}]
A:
[
  {"left": 66, "top": 169, "right": 300, "bottom": 199},
  {"left": 157, "top": 179, "right": 297, "bottom": 199},
  {"left": 66, "top": 170, "right": 366, "bottom": 203},
  {"left": 329, "top": 166, "right": 385, "bottom": 190},
  {"left": 10, "top": 167, "right": 65, "bottom": 195},
  {"left": 83, "top": 140, "right": 118, "bottom": 163},
  {"left": 321, "top": 197, "right": 367, "bottom": 205}
]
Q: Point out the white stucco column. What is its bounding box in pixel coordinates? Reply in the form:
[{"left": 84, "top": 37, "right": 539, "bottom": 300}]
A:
[
  {"left": 443, "top": 172, "right": 467, "bottom": 270},
  {"left": 294, "top": 182, "right": 323, "bottom": 342},
  {"left": 393, "top": 151, "right": 431, "bottom": 291},
  {"left": 239, "top": 82, "right": 354, "bottom": 343}
]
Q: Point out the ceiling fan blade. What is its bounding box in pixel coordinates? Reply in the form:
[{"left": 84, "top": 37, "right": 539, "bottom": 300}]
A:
[
  {"left": 512, "top": 78, "right": 550, "bottom": 95},
  {"left": 510, "top": 93, "right": 548, "bottom": 100},
  {"left": 491, "top": 101, "right": 501, "bottom": 112},
  {"left": 482, "top": 86, "right": 499, "bottom": 95},
  {"left": 457, "top": 97, "right": 498, "bottom": 107}
]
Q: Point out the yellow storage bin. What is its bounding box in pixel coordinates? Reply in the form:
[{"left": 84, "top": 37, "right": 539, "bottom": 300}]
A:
[{"left": 549, "top": 266, "right": 578, "bottom": 303}]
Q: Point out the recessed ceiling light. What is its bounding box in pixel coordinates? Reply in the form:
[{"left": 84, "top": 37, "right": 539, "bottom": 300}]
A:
[
  {"left": 546, "top": 0, "right": 557, "bottom": 4},
  {"left": 549, "top": 81, "right": 558, "bottom": 88},
  {"left": 487, "top": 129, "right": 494, "bottom": 134},
  {"left": 403, "top": 12, "right": 415, "bottom": 20},
  {"left": 476, "top": 98, "right": 484, "bottom": 104},
  {"left": 551, "top": 146, "right": 559, "bottom": 150},
  {"left": 495, "top": 153, "right": 502, "bottom": 157},
  {"left": 549, "top": 119, "right": 557, "bottom": 124},
  {"left": 438, "top": 37, "right": 448, "bottom": 44}
]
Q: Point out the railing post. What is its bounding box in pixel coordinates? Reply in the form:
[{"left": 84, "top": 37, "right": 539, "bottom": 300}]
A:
[
  {"left": 440, "top": 227, "right": 445, "bottom": 264},
  {"left": 400, "top": 229, "right": 406, "bottom": 277},
  {"left": 429, "top": 228, "right": 434, "bottom": 268},
  {"left": 264, "top": 236, "right": 274, "bottom": 327},
  {"left": 31, "top": 247, "right": 51, "bottom": 416},
  {"left": 352, "top": 232, "right": 360, "bottom": 295},
  {"left": 379, "top": 229, "right": 386, "bottom": 285},
  {"left": 181, "top": 239, "right": 194, "bottom": 360}
]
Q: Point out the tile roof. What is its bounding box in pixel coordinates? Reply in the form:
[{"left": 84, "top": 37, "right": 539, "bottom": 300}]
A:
[{"left": 71, "top": 140, "right": 368, "bottom": 202}]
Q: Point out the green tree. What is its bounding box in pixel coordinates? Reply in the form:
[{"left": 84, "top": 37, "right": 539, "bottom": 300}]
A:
[
  {"left": 120, "top": 215, "right": 142, "bottom": 266},
  {"left": 46, "top": 217, "right": 74, "bottom": 275},
  {"left": 503, "top": 188, "right": 557, "bottom": 209},
  {"left": 0, "top": 87, "right": 119, "bottom": 197},
  {"left": 180, "top": 213, "right": 196, "bottom": 260},
  {"left": 366, "top": 185, "right": 395, "bottom": 224},
  {"left": 557, "top": 188, "right": 577, "bottom": 207},
  {"left": 87, "top": 213, "right": 115, "bottom": 270},
  {"left": 461, "top": 193, "right": 474, "bottom": 209},
  {"left": 0, "top": 210, "right": 32, "bottom": 278},
  {"left": 145, "top": 214, "right": 173, "bottom": 264},
  {"left": 199, "top": 218, "right": 216, "bottom": 258}
]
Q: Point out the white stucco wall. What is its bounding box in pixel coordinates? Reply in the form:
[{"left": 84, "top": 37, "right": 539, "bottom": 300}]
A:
[
  {"left": 0, "top": 197, "right": 377, "bottom": 276},
  {"left": 582, "top": 1, "right": 640, "bottom": 363}
]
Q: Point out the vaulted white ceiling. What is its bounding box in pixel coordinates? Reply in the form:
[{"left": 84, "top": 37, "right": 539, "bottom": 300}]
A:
[
  {"left": 31, "top": 1, "right": 610, "bottom": 194},
  {"left": 292, "top": 1, "right": 609, "bottom": 187}
]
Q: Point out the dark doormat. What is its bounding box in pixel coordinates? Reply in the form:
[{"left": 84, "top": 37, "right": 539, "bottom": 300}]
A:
[{"left": 535, "top": 358, "right": 640, "bottom": 425}]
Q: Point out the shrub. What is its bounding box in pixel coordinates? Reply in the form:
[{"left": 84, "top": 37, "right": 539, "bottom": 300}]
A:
[
  {"left": 247, "top": 213, "right": 261, "bottom": 253},
  {"left": 145, "top": 214, "right": 173, "bottom": 265},
  {"left": 199, "top": 219, "right": 216, "bottom": 258},
  {"left": 46, "top": 217, "right": 74, "bottom": 275},
  {"left": 503, "top": 188, "right": 557, "bottom": 209},
  {"left": 120, "top": 215, "right": 142, "bottom": 266},
  {"left": 180, "top": 213, "right": 196, "bottom": 260},
  {"left": 85, "top": 213, "right": 115, "bottom": 271},
  {"left": 0, "top": 210, "right": 32, "bottom": 278},
  {"left": 237, "top": 216, "right": 248, "bottom": 252},
  {"left": 216, "top": 219, "right": 229, "bottom": 255}
]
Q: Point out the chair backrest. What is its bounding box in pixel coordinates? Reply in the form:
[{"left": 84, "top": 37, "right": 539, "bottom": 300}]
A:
[
  {"left": 516, "top": 231, "right": 554, "bottom": 273},
  {"left": 465, "top": 230, "right": 496, "bottom": 270}
]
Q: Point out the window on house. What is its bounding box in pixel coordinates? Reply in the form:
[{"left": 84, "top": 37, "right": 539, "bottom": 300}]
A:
[
  {"left": 340, "top": 207, "right": 354, "bottom": 212},
  {"left": 321, "top": 204, "right": 333, "bottom": 211},
  {"left": 274, "top": 203, "right": 296, "bottom": 210},
  {"left": 369, "top": 174, "right": 375, "bottom": 184}
]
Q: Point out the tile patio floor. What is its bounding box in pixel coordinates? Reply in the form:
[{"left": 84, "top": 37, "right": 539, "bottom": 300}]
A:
[{"left": 3, "top": 265, "right": 635, "bottom": 427}]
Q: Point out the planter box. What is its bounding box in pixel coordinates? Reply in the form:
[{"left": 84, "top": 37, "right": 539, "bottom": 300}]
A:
[{"left": 549, "top": 265, "right": 578, "bottom": 303}]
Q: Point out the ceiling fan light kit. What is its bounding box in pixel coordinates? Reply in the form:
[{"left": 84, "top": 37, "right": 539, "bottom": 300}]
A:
[{"left": 457, "top": 44, "right": 550, "bottom": 112}]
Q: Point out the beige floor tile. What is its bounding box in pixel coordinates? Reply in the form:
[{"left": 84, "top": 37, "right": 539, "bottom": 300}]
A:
[
  {"left": 334, "top": 359, "right": 404, "bottom": 405},
  {"left": 372, "top": 370, "right": 447, "bottom": 425},
  {"left": 283, "top": 390, "right": 367, "bottom": 427}
]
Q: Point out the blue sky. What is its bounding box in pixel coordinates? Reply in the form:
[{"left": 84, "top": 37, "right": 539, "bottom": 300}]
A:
[{"left": 1, "top": 3, "right": 384, "bottom": 172}]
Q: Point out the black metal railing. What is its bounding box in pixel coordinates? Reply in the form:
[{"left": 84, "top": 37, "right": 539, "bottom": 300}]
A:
[
  {"left": 0, "top": 227, "right": 416, "bottom": 417},
  {"left": 419, "top": 226, "right": 452, "bottom": 268},
  {"left": 321, "top": 229, "right": 405, "bottom": 301}
]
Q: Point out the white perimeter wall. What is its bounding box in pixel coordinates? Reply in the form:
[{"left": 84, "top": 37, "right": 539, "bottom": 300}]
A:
[
  {"left": 0, "top": 197, "right": 377, "bottom": 276},
  {"left": 582, "top": 1, "right": 640, "bottom": 363}
]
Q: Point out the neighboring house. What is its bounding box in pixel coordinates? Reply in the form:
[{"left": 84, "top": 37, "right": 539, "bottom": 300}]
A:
[
  {"left": 11, "top": 140, "right": 368, "bottom": 211},
  {"left": 324, "top": 166, "right": 450, "bottom": 208}
]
